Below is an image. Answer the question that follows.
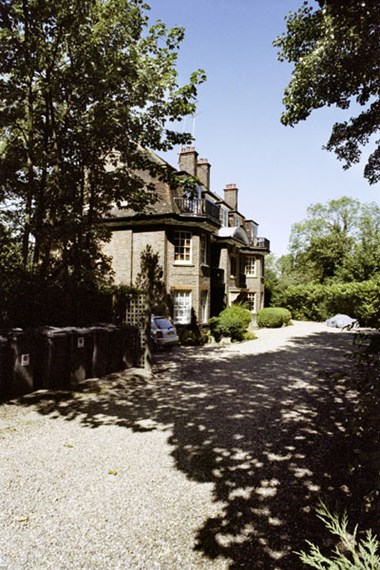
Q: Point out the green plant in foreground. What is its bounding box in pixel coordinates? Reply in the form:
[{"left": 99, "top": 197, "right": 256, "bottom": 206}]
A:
[{"left": 297, "top": 502, "right": 380, "bottom": 569}]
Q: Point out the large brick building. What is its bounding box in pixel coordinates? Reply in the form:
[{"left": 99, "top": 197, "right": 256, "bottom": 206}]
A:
[{"left": 103, "top": 147, "right": 270, "bottom": 325}]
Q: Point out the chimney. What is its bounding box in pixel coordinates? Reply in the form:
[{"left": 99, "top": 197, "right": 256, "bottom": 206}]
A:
[
  {"left": 178, "top": 146, "right": 198, "bottom": 177},
  {"left": 197, "top": 158, "right": 211, "bottom": 190},
  {"left": 224, "top": 183, "right": 238, "bottom": 211}
]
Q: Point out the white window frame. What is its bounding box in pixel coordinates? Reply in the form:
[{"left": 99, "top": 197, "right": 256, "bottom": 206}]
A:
[
  {"left": 173, "top": 290, "right": 192, "bottom": 324},
  {"left": 174, "top": 231, "right": 192, "bottom": 264},
  {"left": 245, "top": 255, "right": 257, "bottom": 277},
  {"left": 246, "top": 292, "right": 256, "bottom": 312}
]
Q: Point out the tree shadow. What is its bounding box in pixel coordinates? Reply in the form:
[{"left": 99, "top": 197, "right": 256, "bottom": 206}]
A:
[{"left": 13, "top": 329, "right": 361, "bottom": 569}]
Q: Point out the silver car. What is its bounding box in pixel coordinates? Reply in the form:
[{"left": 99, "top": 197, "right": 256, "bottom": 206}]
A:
[{"left": 151, "top": 316, "right": 179, "bottom": 349}]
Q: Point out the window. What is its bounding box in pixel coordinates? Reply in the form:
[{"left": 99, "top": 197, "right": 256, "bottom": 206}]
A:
[
  {"left": 246, "top": 292, "right": 256, "bottom": 312},
  {"left": 174, "top": 231, "right": 192, "bottom": 263},
  {"left": 244, "top": 256, "right": 257, "bottom": 276},
  {"left": 201, "top": 290, "right": 208, "bottom": 324},
  {"left": 230, "top": 256, "right": 236, "bottom": 277},
  {"left": 220, "top": 207, "right": 229, "bottom": 227},
  {"left": 173, "top": 290, "right": 192, "bottom": 324},
  {"left": 200, "top": 234, "right": 209, "bottom": 266}
]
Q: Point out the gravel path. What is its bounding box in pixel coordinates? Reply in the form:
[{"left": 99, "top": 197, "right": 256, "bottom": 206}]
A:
[{"left": 1, "top": 321, "right": 359, "bottom": 569}]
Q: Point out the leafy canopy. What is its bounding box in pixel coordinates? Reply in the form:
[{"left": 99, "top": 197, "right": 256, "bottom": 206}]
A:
[
  {"left": 0, "top": 0, "right": 205, "bottom": 284},
  {"left": 274, "top": 0, "right": 380, "bottom": 183},
  {"left": 280, "top": 196, "right": 380, "bottom": 284}
]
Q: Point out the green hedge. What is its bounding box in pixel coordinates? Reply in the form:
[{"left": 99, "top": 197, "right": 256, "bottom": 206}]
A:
[
  {"left": 257, "top": 307, "right": 292, "bottom": 328},
  {"left": 209, "top": 304, "right": 252, "bottom": 342},
  {"left": 276, "top": 279, "right": 380, "bottom": 327}
]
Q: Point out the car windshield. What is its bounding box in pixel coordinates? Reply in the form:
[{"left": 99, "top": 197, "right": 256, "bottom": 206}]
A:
[{"left": 153, "top": 318, "right": 173, "bottom": 329}]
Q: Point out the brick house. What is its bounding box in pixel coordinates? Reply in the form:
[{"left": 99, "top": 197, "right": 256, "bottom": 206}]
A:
[{"left": 103, "top": 146, "right": 270, "bottom": 325}]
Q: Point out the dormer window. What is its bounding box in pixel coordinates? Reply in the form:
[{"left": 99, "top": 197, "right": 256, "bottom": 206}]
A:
[{"left": 220, "top": 207, "right": 229, "bottom": 227}]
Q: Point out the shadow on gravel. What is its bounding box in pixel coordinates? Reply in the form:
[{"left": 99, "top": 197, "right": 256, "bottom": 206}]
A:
[{"left": 13, "top": 330, "right": 359, "bottom": 569}]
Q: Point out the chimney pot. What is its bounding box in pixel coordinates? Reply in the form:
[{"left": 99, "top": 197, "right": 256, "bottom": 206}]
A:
[
  {"left": 224, "top": 183, "right": 239, "bottom": 211},
  {"left": 178, "top": 147, "right": 198, "bottom": 176},
  {"left": 197, "top": 158, "right": 211, "bottom": 190}
]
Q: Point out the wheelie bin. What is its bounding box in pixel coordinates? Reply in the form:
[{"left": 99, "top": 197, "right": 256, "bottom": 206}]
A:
[
  {"left": 120, "top": 323, "right": 141, "bottom": 368},
  {"left": 34, "top": 327, "right": 72, "bottom": 390},
  {"left": 91, "top": 325, "right": 110, "bottom": 378},
  {"left": 0, "top": 334, "right": 10, "bottom": 400},
  {"left": 70, "top": 327, "right": 95, "bottom": 384},
  {"left": 7, "top": 329, "right": 34, "bottom": 398}
]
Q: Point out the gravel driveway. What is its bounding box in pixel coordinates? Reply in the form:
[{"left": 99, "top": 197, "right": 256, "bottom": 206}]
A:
[{"left": 1, "top": 321, "right": 359, "bottom": 569}]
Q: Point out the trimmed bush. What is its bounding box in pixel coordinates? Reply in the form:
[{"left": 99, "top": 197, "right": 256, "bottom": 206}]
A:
[
  {"left": 209, "top": 304, "right": 252, "bottom": 342},
  {"left": 276, "top": 279, "right": 380, "bottom": 327},
  {"left": 257, "top": 307, "right": 292, "bottom": 328}
]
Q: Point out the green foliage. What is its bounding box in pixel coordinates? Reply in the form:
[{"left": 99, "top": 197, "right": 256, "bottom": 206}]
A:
[
  {"left": 263, "top": 253, "right": 280, "bottom": 306},
  {"left": 135, "top": 245, "right": 169, "bottom": 316},
  {"left": 277, "top": 280, "right": 380, "bottom": 327},
  {"left": 111, "top": 284, "right": 141, "bottom": 324},
  {"left": 287, "top": 197, "right": 369, "bottom": 284},
  {"left": 349, "top": 332, "right": 380, "bottom": 521},
  {"left": 257, "top": 307, "right": 292, "bottom": 328},
  {"left": 274, "top": 1, "right": 380, "bottom": 183},
  {"left": 0, "top": 0, "right": 205, "bottom": 291},
  {"left": 178, "top": 328, "right": 208, "bottom": 346},
  {"left": 209, "top": 305, "right": 252, "bottom": 342},
  {"left": 297, "top": 502, "right": 380, "bottom": 569},
  {"left": 272, "top": 198, "right": 380, "bottom": 317},
  {"left": 242, "top": 331, "right": 257, "bottom": 342},
  {"left": 0, "top": 272, "right": 114, "bottom": 328}
]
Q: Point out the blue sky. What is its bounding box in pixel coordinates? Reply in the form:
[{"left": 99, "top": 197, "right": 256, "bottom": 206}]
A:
[{"left": 147, "top": 0, "right": 378, "bottom": 257}]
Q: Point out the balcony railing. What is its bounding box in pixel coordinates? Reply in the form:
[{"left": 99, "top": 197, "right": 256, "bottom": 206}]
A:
[
  {"left": 174, "top": 197, "right": 220, "bottom": 224},
  {"left": 252, "top": 237, "right": 270, "bottom": 250}
]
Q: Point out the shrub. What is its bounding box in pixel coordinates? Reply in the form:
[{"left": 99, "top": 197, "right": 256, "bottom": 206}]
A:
[
  {"left": 297, "top": 501, "right": 380, "bottom": 569},
  {"left": 257, "top": 307, "right": 292, "bottom": 328},
  {"left": 209, "top": 305, "right": 252, "bottom": 342},
  {"left": 276, "top": 283, "right": 328, "bottom": 321},
  {"left": 276, "top": 279, "right": 380, "bottom": 327},
  {"left": 178, "top": 328, "right": 208, "bottom": 346},
  {"left": 242, "top": 331, "right": 257, "bottom": 342}
]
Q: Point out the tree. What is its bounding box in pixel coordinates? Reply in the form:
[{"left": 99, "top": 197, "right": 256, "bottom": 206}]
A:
[
  {"left": 288, "top": 197, "right": 360, "bottom": 283},
  {"left": 342, "top": 202, "right": 380, "bottom": 281},
  {"left": 274, "top": 0, "right": 380, "bottom": 183},
  {"left": 282, "top": 196, "right": 380, "bottom": 284},
  {"left": 135, "top": 244, "right": 168, "bottom": 315},
  {"left": 135, "top": 244, "right": 168, "bottom": 371},
  {"left": 0, "top": 0, "right": 205, "bottom": 287},
  {"left": 263, "top": 253, "right": 280, "bottom": 306}
]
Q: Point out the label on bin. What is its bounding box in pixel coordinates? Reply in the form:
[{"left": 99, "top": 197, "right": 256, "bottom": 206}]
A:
[
  {"left": 77, "top": 337, "right": 85, "bottom": 348},
  {"left": 21, "top": 354, "right": 30, "bottom": 366}
]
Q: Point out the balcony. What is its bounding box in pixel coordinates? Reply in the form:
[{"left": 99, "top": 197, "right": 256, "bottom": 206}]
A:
[
  {"left": 174, "top": 197, "right": 220, "bottom": 224},
  {"left": 252, "top": 237, "right": 270, "bottom": 250}
]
